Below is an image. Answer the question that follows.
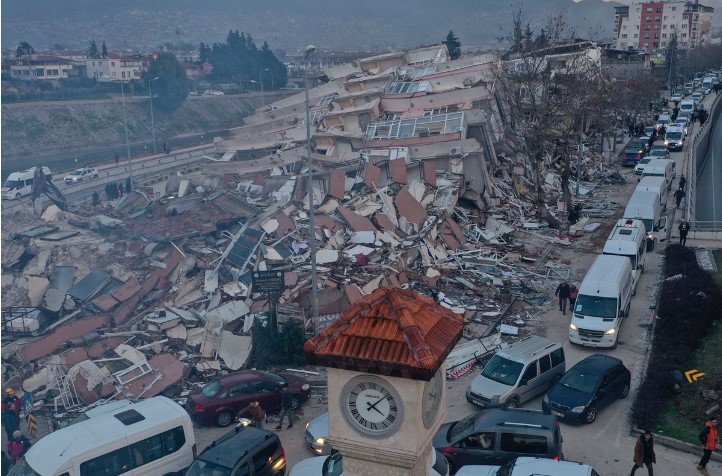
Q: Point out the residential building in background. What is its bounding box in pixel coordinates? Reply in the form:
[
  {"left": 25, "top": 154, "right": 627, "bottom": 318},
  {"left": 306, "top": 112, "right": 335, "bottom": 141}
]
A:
[
  {"left": 87, "top": 54, "right": 148, "bottom": 82},
  {"left": 614, "top": 1, "right": 714, "bottom": 51}
]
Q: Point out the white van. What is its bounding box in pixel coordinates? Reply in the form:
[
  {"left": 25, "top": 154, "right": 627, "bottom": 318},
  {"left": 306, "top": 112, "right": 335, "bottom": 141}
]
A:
[
  {"left": 641, "top": 158, "right": 676, "bottom": 191},
  {"left": 603, "top": 219, "right": 647, "bottom": 288},
  {"left": 623, "top": 189, "right": 668, "bottom": 249},
  {"left": 655, "top": 113, "right": 671, "bottom": 131},
  {"left": 637, "top": 176, "right": 668, "bottom": 211},
  {"left": 1, "top": 167, "right": 52, "bottom": 200},
  {"left": 664, "top": 125, "right": 685, "bottom": 151},
  {"left": 679, "top": 99, "right": 695, "bottom": 115},
  {"left": 9, "top": 396, "right": 195, "bottom": 476},
  {"left": 569, "top": 255, "right": 635, "bottom": 349}
]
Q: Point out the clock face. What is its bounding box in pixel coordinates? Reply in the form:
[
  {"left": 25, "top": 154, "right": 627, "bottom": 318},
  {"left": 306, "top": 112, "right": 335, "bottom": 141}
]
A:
[
  {"left": 422, "top": 370, "right": 443, "bottom": 428},
  {"left": 340, "top": 375, "right": 404, "bottom": 438}
]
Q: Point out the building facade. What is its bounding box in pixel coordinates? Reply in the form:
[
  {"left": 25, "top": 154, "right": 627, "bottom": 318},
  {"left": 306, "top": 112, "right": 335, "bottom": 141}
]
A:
[
  {"left": 86, "top": 54, "right": 147, "bottom": 82},
  {"left": 614, "top": 1, "right": 714, "bottom": 51}
]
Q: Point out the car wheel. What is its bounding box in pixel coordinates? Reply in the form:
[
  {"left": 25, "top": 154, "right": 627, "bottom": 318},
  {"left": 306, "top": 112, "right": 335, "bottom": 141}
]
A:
[
  {"left": 290, "top": 395, "right": 302, "bottom": 410},
  {"left": 504, "top": 398, "right": 519, "bottom": 409},
  {"left": 215, "top": 410, "right": 233, "bottom": 427},
  {"left": 584, "top": 407, "right": 597, "bottom": 424},
  {"left": 620, "top": 382, "right": 630, "bottom": 399}
]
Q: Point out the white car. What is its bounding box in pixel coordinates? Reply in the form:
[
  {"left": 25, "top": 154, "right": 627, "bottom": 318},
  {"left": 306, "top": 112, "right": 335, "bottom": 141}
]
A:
[
  {"left": 289, "top": 450, "right": 449, "bottom": 476},
  {"left": 634, "top": 157, "right": 654, "bottom": 175},
  {"left": 669, "top": 93, "right": 683, "bottom": 103},
  {"left": 456, "top": 457, "right": 600, "bottom": 476},
  {"left": 64, "top": 167, "right": 99, "bottom": 184}
]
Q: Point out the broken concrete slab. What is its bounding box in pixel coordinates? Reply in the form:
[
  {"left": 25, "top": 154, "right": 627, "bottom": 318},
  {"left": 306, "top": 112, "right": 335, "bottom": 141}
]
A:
[
  {"left": 218, "top": 332, "right": 253, "bottom": 370},
  {"left": 316, "top": 249, "right": 339, "bottom": 264},
  {"left": 26, "top": 276, "right": 49, "bottom": 307}
]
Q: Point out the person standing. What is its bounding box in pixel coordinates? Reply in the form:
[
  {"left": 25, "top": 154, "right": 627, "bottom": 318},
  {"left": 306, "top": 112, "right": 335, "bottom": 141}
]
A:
[
  {"left": 569, "top": 283, "right": 579, "bottom": 311},
  {"left": 697, "top": 416, "right": 718, "bottom": 473},
  {"left": 679, "top": 175, "right": 687, "bottom": 190},
  {"left": 92, "top": 190, "right": 101, "bottom": 207},
  {"left": 275, "top": 384, "right": 294, "bottom": 430},
  {"left": 679, "top": 220, "right": 691, "bottom": 246},
  {"left": 6, "top": 430, "right": 31, "bottom": 464},
  {"left": 555, "top": 280, "right": 571, "bottom": 315},
  {"left": 236, "top": 401, "right": 266, "bottom": 429},
  {"left": 114, "top": 152, "right": 120, "bottom": 165},
  {"left": 674, "top": 187, "right": 686, "bottom": 209},
  {"left": 630, "top": 430, "right": 656, "bottom": 476},
  {"left": 118, "top": 182, "right": 124, "bottom": 197},
  {"left": 1, "top": 389, "right": 20, "bottom": 440}
]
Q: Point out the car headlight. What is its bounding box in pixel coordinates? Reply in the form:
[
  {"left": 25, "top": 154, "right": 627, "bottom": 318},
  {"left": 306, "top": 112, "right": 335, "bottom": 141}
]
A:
[
  {"left": 315, "top": 438, "right": 325, "bottom": 445},
  {"left": 569, "top": 323, "right": 577, "bottom": 331},
  {"left": 571, "top": 405, "right": 586, "bottom": 413},
  {"left": 605, "top": 328, "right": 616, "bottom": 335},
  {"left": 306, "top": 422, "right": 310, "bottom": 429},
  {"left": 301, "top": 383, "right": 310, "bottom": 391},
  {"left": 490, "top": 396, "right": 500, "bottom": 403},
  {"left": 543, "top": 394, "right": 549, "bottom": 404}
]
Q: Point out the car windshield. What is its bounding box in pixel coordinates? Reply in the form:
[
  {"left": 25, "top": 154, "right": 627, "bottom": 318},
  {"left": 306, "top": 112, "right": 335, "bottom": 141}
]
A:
[
  {"left": 7, "top": 459, "right": 41, "bottom": 476},
  {"left": 558, "top": 368, "right": 599, "bottom": 394},
  {"left": 3, "top": 180, "right": 22, "bottom": 189},
  {"left": 201, "top": 380, "right": 223, "bottom": 398},
  {"left": 185, "top": 460, "right": 232, "bottom": 476},
  {"left": 260, "top": 371, "right": 286, "bottom": 385},
  {"left": 481, "top": 355, "right": 523, "bottom": 386},
  {"left": 657, "top": 118, "right": 670, "bottom": 124},
  {"left": 493, "top": 460, "right": 515, "bottom": 476},
  {"left": 69, "top": 170, "right": 83, "bottom": 176},
  {"left": 666, "top": 132, "right": 683, "bottom": 140},
  {"left": 650, "top": 146, "right": 666, "bottom": 154},
  {"left": 638, "top": 158, "right": 652, "bottom": 165},
  {"left": 448, "top": 412, "right": 478, "bottom": 442},
  {"left": 628, "top": 140, "right": 644, "bottom": 148},
  {"left": 574, "top": 294, "right": 617, "bottom": 318}
]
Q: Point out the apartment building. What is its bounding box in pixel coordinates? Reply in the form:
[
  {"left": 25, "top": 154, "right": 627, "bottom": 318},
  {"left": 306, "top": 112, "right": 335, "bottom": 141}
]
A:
[
  {"left": 87, "top": 54, "right": 147, "bottom": 82},
  {"left": 5, "top": 54, "right": 77, "bottom": 81},
  {"left": 614, "top": 1, "right": 714, "bottom": 51}
]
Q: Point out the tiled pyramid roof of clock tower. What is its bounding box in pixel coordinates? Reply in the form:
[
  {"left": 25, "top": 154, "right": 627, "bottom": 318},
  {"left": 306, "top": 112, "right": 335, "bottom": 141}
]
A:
[{"left": 303, "top": 287, "right": 464, "bottom": 380}]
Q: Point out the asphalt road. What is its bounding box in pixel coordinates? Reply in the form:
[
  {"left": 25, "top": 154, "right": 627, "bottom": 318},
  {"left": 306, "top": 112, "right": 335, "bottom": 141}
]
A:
[{"left": 695, "top": 97, "right": 722, "bottom": 222}]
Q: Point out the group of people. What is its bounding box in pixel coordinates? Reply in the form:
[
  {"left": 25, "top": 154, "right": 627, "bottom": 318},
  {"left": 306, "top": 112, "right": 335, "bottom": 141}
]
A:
[
  {"left": 104, "top": 179, "right": 132, "bottom": 201},
  {"left": 554, "top": 279, "right": 578, "bottom": 315},
  {"left": 1, "top": 388, "right": 32, "bottom": 469},
  {"left": 233, "top": 383, "right": 294, "bottom": 431},
  {"left": 628, "top": 416, "right": 718, "bottom": 476}
]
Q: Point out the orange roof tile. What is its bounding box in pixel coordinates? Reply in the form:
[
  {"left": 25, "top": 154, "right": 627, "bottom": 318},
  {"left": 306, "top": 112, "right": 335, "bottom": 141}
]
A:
[{"left": 304, "top": 287, "right": 463, "bottom": 380}]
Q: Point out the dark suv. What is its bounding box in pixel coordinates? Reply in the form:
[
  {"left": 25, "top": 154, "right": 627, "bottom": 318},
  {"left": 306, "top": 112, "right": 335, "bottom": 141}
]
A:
[
  {"left": 542, "top": 354, "right": 631, "bottom": 424},
  {"left": 432, "top": 408, "right": 563, "bottom": 473},
  {"left": 185, "top": 425, "right": 286, "bottom": 476},
  {"left": 620, "top": 138, "right": 647, "bottom": 166}
]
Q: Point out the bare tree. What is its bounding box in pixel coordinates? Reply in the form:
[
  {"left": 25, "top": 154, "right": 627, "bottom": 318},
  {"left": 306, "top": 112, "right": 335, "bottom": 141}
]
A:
[{"left": 493, "top": 8, "right": 612, "bottom": 212}]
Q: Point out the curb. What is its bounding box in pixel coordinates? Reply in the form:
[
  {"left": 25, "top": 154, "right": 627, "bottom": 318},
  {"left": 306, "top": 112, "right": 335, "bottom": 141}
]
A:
[{"left": 632, "top": 428, "right": 722, "bottom": 463}]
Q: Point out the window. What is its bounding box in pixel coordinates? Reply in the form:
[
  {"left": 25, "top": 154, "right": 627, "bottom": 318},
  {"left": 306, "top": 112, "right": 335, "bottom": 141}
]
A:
[
  {"left": 317, "top": 94, "right": 336, "bottom": 106},
  {"left": 550, "top": 348, "right": 564, "bottom": 368},
  {"left": 233, "top": 463, "right": 251, "bottom": 476},
  {"left": 646, "top": 8, "right": 652, "bottom": 13},
  {"left": 80, "top": 447, "right": 132, "bottom": 476},
  {"left": 228, "top": 382, "right": 256, "bottom": 397},
  {"left": 539, "top": 355, "right": 552, "bottom": 374},
  {"left": 644, "top": 34, "right": 650, "bottom": 39},
  {"left": 663, "top": 16, "right": 668, "bottom": 20},
  {"left": 622, "top": 34, "right": 628, "bottom": 38},
  {"left": 682, "top": 33, "right": 687, "bottom": 37},
  {"left": 655, "top": 25, "right": 660, "bottom": 30},
  {"left": 129, "top": 434, "right": 165, "bottom": 467},
  {"left": 655, "top": 17, "right": 661, "bottom": 22},
  {"left": 162, "top": 427, "right": 186, "bottom": 454},
  {"left": 35, "top": 69, "right": 45, "bottom": 76},
  {"left": 522, "top": 361, "right": 538, "bottom": 381},
  {"left": 672, "top": 6, "right": 677, "bottom": 11},
  {"left": 634, "top": 34, "right": 638, "bottom": 38},
  {"left": 654, "top": 34, "right": 659, "bottom": 39},
  {"left": 111, "top": 61, "right": 116, "bottom": 67},
  {"left": 645, "top": 26, "right": 651, "bottom": 31},
  {"left": 252, "top": 442, "right": 279, "bottom": 473},
  {"left": 499, "top": 433, "right": 548, "bottom": 455}
]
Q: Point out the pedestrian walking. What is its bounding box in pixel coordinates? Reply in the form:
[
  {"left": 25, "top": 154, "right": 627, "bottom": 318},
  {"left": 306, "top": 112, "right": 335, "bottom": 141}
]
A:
[
  {"left": 569, "top": 283, "right": 579, "bottom": 311},
  {"left": 236, "top": 401, "right": 266, "bottom": 429},
  {"left": 92, "top": 190, "right": 100, "bottom": 207},
  {"left": 126, "top": 177, "right": 132, "bottom": 194},
  {"left": 118, "top": 182, "right": 124, "bottom": 197},
  {"left": 6, "top": 430, "right": 31, "bottom": 464},
  {"left": 679, "top": 220, "right": 690, "bottom": 246},
  {"left": 679, "top": 175, "right": 687, "bottom": 190},
  {"left": 275, "top": 384, "right": 294, "bottom": 430},
  {"left": 555, "top": 280, "right": 571, "bottom": 315},
  {"left": 630, "top": 430, "right": 656, "bottom": 476},
  {"left": 114, "top": 152, "right": 119, "bottom": 165},
  {"left": 674, "top": 187, "right": 686, "bottom": 209},
  {"left": 697, "top": 416, "right": 718, "bottom": 474}
]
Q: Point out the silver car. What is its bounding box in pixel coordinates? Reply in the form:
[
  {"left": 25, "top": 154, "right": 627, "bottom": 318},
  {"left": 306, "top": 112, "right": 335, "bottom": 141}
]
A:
[{"left": 305, "top": 412, "right": 332, "bottom": 455}]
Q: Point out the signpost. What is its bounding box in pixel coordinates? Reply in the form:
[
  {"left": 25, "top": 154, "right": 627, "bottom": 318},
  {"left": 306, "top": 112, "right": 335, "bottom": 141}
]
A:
[{"left": 252, "top": 271, "right": 285, "bottom": 332}]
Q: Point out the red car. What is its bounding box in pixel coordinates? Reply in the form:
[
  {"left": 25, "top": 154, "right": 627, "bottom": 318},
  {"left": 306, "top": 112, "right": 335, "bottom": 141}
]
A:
[{"left": 187, "top": 370, "right": 311, "bottom": 427}]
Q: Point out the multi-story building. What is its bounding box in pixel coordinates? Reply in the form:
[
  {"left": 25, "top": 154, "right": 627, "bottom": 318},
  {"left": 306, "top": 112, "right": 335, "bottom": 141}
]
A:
[
  {"left": 87, "top": 54, "right": 147, "bottom": 82},
  {"left": 614, "top": 1, "right": 714, "bottom": 51},
  {"left": 5, "top": 54, "right": 78, "bottom": 81}
]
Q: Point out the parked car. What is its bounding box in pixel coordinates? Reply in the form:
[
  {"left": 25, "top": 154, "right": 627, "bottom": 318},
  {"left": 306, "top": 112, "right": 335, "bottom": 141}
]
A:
[
  {"left": 305, "top": 412, "right": 333, "bottom": 455},
  {"left": 456, "top": 457, "right": 601, "bottom": 476},
  {"left": 290, "top": 450, "right": 449, "bottom": 476},
  {"left": 691, "top": 91, "right": 703, "bottom": 105},
  {"left": 669, "top": 92, "right": 683, "bottom": 103},
  {"left": 186, "top": 424, "right": 286, "bottom": 476},
  {"left": 432, "top": 408, "right": 563, "bottom": 473},
  {"left": 620, "top": 148, "right": 644, "bottom": 167},
  {"left": 634, "top": 157, "right": 654, "bottom": 175},
  {"left": 542, "top": 354, "right": 631, "bottom": 424},
  {"left": 64, "top": 167, "right": 99, "bottom": 184},
  {"left": 648, "top": 144, "right": 669, "bottom": 159},
  {"left": 186, "top": 370, "right": 311, "bottom": 427}
]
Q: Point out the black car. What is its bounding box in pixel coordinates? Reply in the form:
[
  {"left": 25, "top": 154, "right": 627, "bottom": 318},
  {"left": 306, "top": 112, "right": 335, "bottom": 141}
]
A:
[
  {"left": 432, "top": 408, "right": 563, "bottom": 473},
  {"left": 542, "top": 354, "right": 631, "bottom": 424},
  {"left": 185, "top": 425, "right": 286, "bottom": 476}
]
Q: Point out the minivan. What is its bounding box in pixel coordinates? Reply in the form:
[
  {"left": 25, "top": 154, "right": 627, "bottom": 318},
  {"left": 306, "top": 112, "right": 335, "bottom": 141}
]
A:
[
  {"left": 664, "top": 125, "right": 685, "bottom": 151},
  {"left": 623, "top": 190, "right": 668, "bottom": 248},
  {"left": 466, "top": 335, "right": 565, "bottom": 409},
  {"left": 9, "top": 396, "right": 195, "bottom": 476},
  {"left": 641, "top": 158, "right": 676, "bottom": 191},
  {"left": 603, "top": 218, "right": 647, "bottom": 286},
  {"left": 433, "top": 408, "right": 564, "bottom": 473},
  {"left": 679, "top": 99, "right": 695, "bottom": 115},
  {"left": 456, "top": 457, "right": 601, "bottom": 476},
  {"left": 1, "top": 167, "right": 52, "bottom": 200},
  {"left": 637, "top": 176, "right": 668, "bottom": 211}
]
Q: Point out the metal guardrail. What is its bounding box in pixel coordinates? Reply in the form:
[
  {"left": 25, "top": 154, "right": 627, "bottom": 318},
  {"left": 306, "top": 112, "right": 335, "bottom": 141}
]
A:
[{"left": 689, "top": 221, "right": 722, "bottom": 231}]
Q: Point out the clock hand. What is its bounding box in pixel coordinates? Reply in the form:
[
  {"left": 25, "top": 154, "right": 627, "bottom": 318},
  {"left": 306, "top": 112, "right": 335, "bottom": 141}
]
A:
[{"left": 366, "top": 397, "right": 386, "bottom": 415}]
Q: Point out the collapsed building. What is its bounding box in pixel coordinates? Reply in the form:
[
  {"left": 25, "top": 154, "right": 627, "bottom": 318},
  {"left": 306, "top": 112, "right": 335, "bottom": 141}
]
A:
[{"left": 1, "top": 42, "right": 625, "bottom": 426}]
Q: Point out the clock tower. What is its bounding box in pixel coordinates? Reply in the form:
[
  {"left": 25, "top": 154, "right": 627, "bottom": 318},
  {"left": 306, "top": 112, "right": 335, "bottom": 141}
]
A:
[{"left": 304, "top": 287, "right": 463, "bottom": 476}]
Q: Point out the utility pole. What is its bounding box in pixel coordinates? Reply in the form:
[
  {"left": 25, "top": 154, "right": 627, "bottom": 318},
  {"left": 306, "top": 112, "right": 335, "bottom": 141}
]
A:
[{"left": 303, "top": 45, "right": 319, "bottom": 335}]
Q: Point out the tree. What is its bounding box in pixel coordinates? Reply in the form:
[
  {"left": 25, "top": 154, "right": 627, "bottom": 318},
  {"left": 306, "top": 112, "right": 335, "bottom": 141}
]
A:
[
  {"left": 494, "top": 8, "right": 612, "bottom": 209},
  {"left": 101, "top": 41, "right": 108, "bottom": 59},
  {"left": 443, "top": 30, "right": 462, "bottom": 60},
  {"left": 198, "top": 42, "right": 211, "bottom": 65},
  {"left": 143, "top": 52, "right": 190, "bottom": 111},
  {"left": 15, "top": 41, "right": 34, "bottom": 57},
  {"left": 88, "top": 39, "right": 100, "bottom": 59}
]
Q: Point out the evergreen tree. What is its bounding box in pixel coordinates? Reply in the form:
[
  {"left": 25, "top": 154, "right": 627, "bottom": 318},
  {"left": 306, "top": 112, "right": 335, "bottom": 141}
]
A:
[
  {"left": 198, "top": 42, "right": 211, "bottom": 65},
  {"left": 143, "top": 52, "right": 190, "bottom": 111},
  {"left": 15, "top": 41, "right": 34, "bottom": 57},
  {"left": 88, "top": 39, "right": 100, "bottom": 59},
  {"left": 101, "top": 41, "right": 108, "bottom": 59},
  {"left": 443, "top": 30, "right": 462, "bottom": 60}
]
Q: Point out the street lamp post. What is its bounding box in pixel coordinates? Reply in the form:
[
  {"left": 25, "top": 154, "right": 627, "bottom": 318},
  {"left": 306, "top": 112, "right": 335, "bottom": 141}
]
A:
[
  {"left": 260, "top": 68, "right": 269, "bottom": 107},
  {"left": 104, "top": 75, "right": 134, "bottom": 191},
  {"left": 304, "top": 44, "right": 319, "bottom": 334},
  {"left": 148, "top": 77, "right": 159, "bottom": 155}
]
